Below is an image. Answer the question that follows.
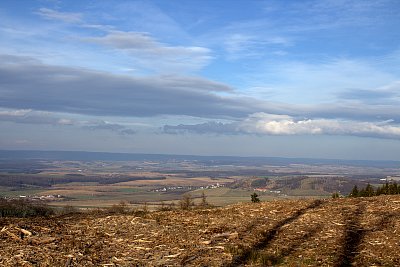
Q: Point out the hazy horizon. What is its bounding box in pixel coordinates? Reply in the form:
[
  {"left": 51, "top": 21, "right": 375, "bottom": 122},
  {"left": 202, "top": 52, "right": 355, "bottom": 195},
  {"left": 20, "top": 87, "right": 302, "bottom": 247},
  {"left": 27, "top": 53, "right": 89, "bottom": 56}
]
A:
[
  {"left": 1, "top": 0, "right": 400, "bottom": 160},
  {"left": 1, "top": 149, "right": 400, "bottom": 166}
]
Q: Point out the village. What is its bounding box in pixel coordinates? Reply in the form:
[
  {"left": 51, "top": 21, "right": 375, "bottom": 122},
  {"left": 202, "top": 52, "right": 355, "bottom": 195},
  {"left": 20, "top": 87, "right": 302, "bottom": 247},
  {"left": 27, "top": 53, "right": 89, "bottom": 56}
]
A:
[
  {"left": 3, "top": 194, "right": 64, "bottom": 202},
  {"left": 151, "top": 182, "right": 225, "bottom": 193}
]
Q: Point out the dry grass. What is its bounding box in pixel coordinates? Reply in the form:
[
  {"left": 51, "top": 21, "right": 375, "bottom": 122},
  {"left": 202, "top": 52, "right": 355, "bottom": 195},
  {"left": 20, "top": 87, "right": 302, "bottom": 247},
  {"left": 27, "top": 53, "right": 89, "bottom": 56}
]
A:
[{"left": 1, "top": 195, "right": 400, "bottom": 266}]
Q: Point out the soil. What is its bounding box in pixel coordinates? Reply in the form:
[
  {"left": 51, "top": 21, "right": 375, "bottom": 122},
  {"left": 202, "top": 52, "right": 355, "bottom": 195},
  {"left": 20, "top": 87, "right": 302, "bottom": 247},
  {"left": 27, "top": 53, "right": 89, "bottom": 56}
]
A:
[{"left": 1, "top": 195, "right": 400, "bottom": 266}]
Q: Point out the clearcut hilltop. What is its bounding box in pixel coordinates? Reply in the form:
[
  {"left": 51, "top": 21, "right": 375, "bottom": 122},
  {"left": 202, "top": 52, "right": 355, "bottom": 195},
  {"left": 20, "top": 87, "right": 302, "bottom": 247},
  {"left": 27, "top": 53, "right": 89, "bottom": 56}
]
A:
[{"left": 1, "top": 195, "right": 400, "bottom": 266}]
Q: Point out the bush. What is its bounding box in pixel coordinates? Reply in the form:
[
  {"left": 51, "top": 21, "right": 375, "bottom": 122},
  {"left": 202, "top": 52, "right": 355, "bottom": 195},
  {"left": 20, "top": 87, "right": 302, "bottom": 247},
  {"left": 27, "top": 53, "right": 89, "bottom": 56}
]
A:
[
  {"left": 251, "top": 193, "right": 260, "bottom": 203},
  {"left": 0, "top": 198, "right": 54, "bottom": 217},
  {"left": 332, "top": 192, "right": 340, "bottom": 199},
  {"left": 158, "top": 201, "right": 175, "bottom": 211},
  {"left": 107, "top": 201, "right": 129, "bottom": 214},
  {"left": 140, "top": 202, "right": 149, "bottom": 214},
  {"left": 59, "top": 205, "right": 79, "bottom": 215}
]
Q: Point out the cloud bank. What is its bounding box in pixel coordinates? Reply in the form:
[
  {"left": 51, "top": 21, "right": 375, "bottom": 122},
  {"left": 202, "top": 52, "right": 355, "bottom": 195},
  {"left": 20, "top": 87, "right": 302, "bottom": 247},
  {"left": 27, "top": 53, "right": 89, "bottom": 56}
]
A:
[
  {"left": 0, "top": 109, "right": 73, "bottom": 126},
  {"left": 0, "top": 55, "right": 252, "bottom": 118},
  {"left": 83, "top": 121, "right": 136, "bottom": 135},
  {"left": 1, "top": 54, "right": 400, "bottom": 140},
  {"left": 164, "top": 113, "right": 400, "bottom": 140},
  {"left": 0, "top": 108, "right": 137, "bottom": 136}
]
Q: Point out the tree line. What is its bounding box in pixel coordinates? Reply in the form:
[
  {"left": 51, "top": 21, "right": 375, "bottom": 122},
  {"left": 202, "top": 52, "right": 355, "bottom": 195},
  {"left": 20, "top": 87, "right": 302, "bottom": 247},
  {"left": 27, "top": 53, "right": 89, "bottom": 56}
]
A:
[
  {"left": 0, "top": 174, "right": 166, "bottom": 188},
  {"left": 348, "top": 182, "right": 400, "bottom": 198}
]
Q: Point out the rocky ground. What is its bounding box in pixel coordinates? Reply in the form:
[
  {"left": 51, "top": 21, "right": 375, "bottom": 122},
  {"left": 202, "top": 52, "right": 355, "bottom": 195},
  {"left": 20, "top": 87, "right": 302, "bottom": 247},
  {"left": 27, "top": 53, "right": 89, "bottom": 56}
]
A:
[{"left": 1, "top": 195, "right": 400, "bottom": 266}]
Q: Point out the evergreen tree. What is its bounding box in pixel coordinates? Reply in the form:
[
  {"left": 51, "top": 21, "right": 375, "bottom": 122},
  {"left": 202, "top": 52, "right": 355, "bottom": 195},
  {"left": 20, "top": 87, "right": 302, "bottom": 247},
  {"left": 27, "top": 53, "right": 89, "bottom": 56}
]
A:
[
  {"left": 349, "top": 185, "right": 359, "bottom": 197},
  {"left": 358, "top": 188, "right": 366, "bottom": 197},
  {"left": 389, "top": 183, "right": 398, "bottom": 195},
  {"left": 364, "top": 183, "right": 374, "bottom": 197},
  {"left": 375, "top": 186, "right": 382, "bottom": 196},
  {"left": 383, "top": 182, "right": 390, "bottom": 195}
]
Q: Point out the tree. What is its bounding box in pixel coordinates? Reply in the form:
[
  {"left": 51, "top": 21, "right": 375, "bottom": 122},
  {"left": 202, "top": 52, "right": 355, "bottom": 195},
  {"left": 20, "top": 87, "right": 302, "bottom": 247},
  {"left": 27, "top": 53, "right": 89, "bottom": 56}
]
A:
[
  {"left": 364, "top": 183, "right": 374, "bottom": 197},
  {"left": 349, "top": 185, "right": 359, "bottom": 197},
  {"left": 383, "top": 182, "right": 390, "bottom": 195},
  {"left": 389, "top": 182, "right": 398, "bottom": 195},
  {"left": 332, "top": 192, "right": 340, "bottom": 199},
  {"left": 251, "top": 192, "right": 260, "bottom": 203},
  {"left": 179, "top": 193, "right": 194, "bottom": 210},
  {"left": 200, "top": 191, "right": 208, "bottom": 207},
  {"left": 358, "top": 188, "right": 366, "bottom": 197},
  {"left": 375, "top": 186, "right": 382, "bottom": 196}
]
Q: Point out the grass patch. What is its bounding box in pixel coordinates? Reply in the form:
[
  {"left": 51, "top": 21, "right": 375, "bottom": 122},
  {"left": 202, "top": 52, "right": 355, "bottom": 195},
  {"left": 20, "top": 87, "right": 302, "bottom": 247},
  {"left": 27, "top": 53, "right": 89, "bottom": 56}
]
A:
[{"left": 115, "top": 187, "right": 142, "bottom": 193}]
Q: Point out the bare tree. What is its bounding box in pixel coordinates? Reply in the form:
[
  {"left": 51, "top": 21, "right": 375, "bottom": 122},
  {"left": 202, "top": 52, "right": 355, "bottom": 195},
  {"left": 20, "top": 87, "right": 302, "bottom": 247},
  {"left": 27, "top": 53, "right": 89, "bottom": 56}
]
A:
[
  {"left": 179, "top": 193, "right": 194, "bottom": 210},
  {"left": 200, "top": 191, "right": 208, "bottom": 207}
]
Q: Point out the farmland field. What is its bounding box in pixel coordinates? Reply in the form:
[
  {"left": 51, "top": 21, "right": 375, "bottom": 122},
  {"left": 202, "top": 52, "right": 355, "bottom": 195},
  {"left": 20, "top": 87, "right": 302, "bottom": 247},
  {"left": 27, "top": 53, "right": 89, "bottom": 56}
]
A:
[{"left": 0, "top": 153, "right": 399, "bottom": 209}]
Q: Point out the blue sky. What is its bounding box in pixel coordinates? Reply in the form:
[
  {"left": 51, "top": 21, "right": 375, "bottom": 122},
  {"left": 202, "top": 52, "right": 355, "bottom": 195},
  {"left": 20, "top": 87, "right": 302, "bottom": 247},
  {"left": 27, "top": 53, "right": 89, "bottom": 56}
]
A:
[{"left": 1, "top": 0, "right": 400, "bottom": 160}]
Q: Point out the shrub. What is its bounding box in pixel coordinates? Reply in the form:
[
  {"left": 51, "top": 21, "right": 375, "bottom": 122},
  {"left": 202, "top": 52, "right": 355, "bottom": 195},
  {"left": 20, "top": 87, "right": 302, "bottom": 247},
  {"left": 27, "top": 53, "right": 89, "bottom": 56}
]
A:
[
  {"left": 251, "top": 193, "right": 260, "bottom": 203},
  {"left": 332, "top": 192, "right": 340, "bottom": 199},
  {"left": 59, "top": 205, "right": 79, "bottom": 215},
  {"left": 107, "top": 201, "right": 129, "bottom": 214},
  {"left": 141, "top": 202, "right": 149, "bottom": 214},
  {"left": 158, "top": 201, "right": 175, "bottom": 211},
  {"left": 0, "top": 198, "right": 54, "bottom": 217}
]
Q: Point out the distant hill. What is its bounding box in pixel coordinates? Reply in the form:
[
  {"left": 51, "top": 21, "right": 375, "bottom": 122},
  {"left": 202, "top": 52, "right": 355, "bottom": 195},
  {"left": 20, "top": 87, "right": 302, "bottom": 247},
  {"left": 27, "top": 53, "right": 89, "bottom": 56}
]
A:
[
  {"left": 0, "top": 150, "right": 399, "bottom": 168},
  {"left": 230, "top": 175, "right": 368, "bottom": 196}
]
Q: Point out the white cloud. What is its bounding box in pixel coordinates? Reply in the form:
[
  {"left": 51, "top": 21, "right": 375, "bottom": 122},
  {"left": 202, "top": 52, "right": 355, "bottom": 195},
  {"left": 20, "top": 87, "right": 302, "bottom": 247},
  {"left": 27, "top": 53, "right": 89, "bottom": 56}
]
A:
[
  {"left": 82, "top": 121, "right": 136, "bottom": 135},
  {"left": 0, "top": 109, "right": 75, "bottom": 126},
  {"left": 239, "top": 113, "right": 400, "bottom": 139},
  {"left": 85, "top": 31, "right": 212, "bottom": 73},
  {"left": 0, "top": 109, "right": 32, "bottom": 117},
  {"left": 0, "top": 108, "right": 137, "bottom": 135},
  {"left": 224, "top": 34, "right": 257, "bottom": 53},
  {"left": 252, "top": 57, "right": 398, "bottom": 104},
  {"left": 57, "top": 118, "right": 74, "bottom": 125},
  {"left": 213, "top": 32, "right": 291, "bottom": 60},
  {"left": 164, "top": 112, "right": 400, "bottom": 140},
  {"left": 36, "top": 8, "right": 82, "bottom": 23}
]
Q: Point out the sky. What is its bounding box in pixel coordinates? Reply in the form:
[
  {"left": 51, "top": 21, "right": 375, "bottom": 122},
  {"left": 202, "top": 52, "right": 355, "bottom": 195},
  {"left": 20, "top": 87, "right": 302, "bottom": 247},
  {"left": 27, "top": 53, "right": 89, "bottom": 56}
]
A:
[{"left": 1, "top": 0, "right": 400, "bottom": 160}]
